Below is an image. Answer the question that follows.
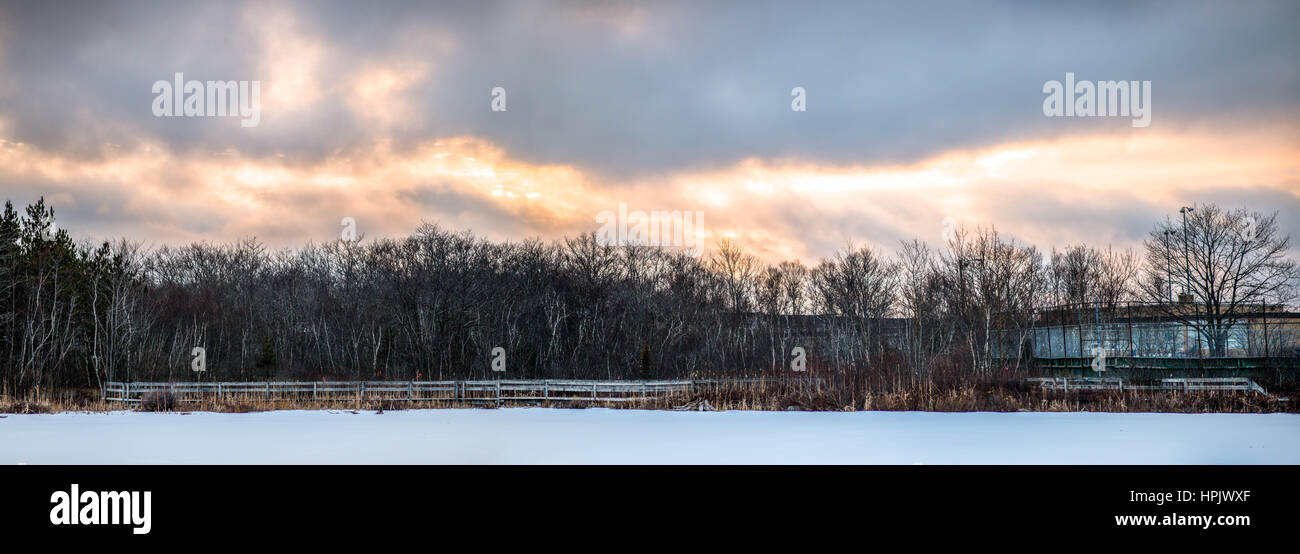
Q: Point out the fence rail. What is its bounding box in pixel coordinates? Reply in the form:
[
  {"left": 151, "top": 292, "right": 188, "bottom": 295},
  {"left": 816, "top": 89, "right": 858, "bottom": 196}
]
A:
[
  {"left": 106, "top": 376, "right": 1268, "bottom": 406},
  {"left": 102, "top": 379, "right": 780, "bottom": 405},
  {"left": 994, "top": 301, "right": 1300, "bottom": 361},
  {"left": 1028, "top": 377, "right": 1269, "bottom": 394}
]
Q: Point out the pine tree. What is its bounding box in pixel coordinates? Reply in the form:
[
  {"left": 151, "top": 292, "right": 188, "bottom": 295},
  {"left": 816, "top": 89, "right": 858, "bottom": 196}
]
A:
[
  {"left": 639, "top": 339, "right": 652, "bottom": 380},
  {"left": 256, "top": 335, "right": 277, "bottom": 378}
]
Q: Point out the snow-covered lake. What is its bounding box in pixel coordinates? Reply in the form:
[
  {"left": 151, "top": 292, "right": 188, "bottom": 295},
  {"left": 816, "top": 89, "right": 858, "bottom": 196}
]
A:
[{"left": 1, "top": 409, "right": 1296, "bottom": 464}]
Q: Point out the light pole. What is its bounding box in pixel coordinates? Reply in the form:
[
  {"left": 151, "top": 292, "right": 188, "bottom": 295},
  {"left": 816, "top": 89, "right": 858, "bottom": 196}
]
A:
[
  {"left": 959, "top": 257, "right": 984, "bottom": 371},
  {"left": 1162, "top": 229, "right": 1175, "bottom": 303},
  {"left": 1179, "top": 206, "right": 1194, "bottom": 300},
  {"left": 1179, "top": 206, "right": 1202, "bottom": 363},
  {"left": 958, "top": 257, "right": 985, "bottom": 309}
]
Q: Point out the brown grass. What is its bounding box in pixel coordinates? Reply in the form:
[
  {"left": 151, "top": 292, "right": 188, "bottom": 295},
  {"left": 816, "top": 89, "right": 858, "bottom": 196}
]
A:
[
  {"left": 643, "top": 379, "right": 1294, "bottom": 413},
  {"left": 0, "top": 398, "right": 54, "bottom": 414},
  {"left": 0, "top": 386, "right": 118, "bottom": 413},
  {"left": 2, "top": 378, "right": 1294, "bottom": 414},
  {"left": 138, "top": 389, "right": 178, "bottom": 412}
]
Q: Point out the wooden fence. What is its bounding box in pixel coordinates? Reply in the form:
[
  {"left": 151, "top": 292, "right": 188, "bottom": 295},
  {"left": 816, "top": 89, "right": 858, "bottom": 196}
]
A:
[
  {"left": 103, "top": 379, "right": 774, "bottom": 405},
  {"left": 104, "top": 377, "right": 1273, "bottom": 406}
]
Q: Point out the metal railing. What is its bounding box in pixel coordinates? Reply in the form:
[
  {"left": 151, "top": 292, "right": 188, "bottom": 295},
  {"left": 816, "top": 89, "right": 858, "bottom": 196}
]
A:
[
  {"left": 1027, "top": 377, "right": 1125, "bottom": 391},
  {"left": 1161, "top": 377, "right": 1268, "bottom": 395},
  {"left": 103, "top": 379, "right": 780, "bottom": 405},
  {"left": 1028, "top": 377, "right": 1269, "bottom": 394},
  {"left": 993, "top": 301, "right": 1300, "bottom": 361}
]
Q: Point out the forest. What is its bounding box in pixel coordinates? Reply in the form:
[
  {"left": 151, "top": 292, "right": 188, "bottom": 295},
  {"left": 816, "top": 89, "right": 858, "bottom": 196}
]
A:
[{"left": 0, "top": 197, "right": 1294, "bottom": 397}]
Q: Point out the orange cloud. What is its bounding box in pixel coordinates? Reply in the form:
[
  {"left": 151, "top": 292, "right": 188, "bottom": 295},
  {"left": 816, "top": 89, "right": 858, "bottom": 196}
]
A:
[
  {"left": 246, "top": 4, "right": 328, "bottom": 116},
  {"left": 0, "top": 125, "right": 1296, "bottom": 264}
]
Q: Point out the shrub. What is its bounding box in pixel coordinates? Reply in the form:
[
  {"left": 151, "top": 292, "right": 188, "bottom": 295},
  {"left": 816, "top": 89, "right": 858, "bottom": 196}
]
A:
[
  {"left": 366, "top": 398, "right": 405, "bottom": 412},
  {"left": 207, "top": 397, "right": 262, "bottom": 413},
  {"left": 58, "top": 388, "right": 97, "bottom": 408},
  {"left": 138, "top": 389, "right": 178, "bottom": 412},
  {"left": 1, "top": 398, "right": 53, "bottom": 414}
]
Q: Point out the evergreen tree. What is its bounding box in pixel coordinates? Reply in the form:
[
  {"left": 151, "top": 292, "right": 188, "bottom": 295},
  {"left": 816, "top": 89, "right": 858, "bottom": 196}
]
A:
[
  {"left": 256, "top": 335, "right": 277, "bottom": 378},
  {"left": 639, "top": 339, "right": 652, "bottom": 380}
]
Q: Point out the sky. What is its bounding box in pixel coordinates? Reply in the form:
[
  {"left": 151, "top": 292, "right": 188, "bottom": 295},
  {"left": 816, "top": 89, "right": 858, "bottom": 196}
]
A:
[{"left": 0, "top": 0, "right": 1296, "bottom": 263}]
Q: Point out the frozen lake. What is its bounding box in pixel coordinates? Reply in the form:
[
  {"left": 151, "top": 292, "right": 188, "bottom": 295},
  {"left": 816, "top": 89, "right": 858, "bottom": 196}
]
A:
[{"left": 1, "top": 409, "right": 1297, "bottom": 464}]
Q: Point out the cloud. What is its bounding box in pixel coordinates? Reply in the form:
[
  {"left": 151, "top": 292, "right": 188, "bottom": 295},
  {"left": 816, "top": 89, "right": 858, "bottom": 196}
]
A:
[
  {"left": 0, "top": 0, "right": 1297, "bottom": 262},
  {"left": 3, "top": 1, "right": 1299, "bottom": 169},
  {"left": 1, "top": 125, "right": 1295, "bottom": 264}
]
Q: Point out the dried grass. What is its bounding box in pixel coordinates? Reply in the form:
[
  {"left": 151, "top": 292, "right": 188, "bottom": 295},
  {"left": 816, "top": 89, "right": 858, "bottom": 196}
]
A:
[
  {"left": 138, "top": 389, "right": 178, "bottom": 412},
  {"left": 656, "top": 378, "right": 1293, "bottom": 413},
  {"left": 5, "top": 375, "right": 1294, "bottom": 414}
]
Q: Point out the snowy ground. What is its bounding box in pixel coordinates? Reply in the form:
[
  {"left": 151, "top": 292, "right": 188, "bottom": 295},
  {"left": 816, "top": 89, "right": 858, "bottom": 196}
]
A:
[{"left": 1, "top": 409, "right": 1297, "bottom": 464}]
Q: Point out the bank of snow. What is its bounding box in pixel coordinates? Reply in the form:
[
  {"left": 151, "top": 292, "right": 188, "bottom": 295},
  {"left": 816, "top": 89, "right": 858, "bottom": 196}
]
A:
[{"left": 1, "top": 409, "right": 1296, "bottom": 464}]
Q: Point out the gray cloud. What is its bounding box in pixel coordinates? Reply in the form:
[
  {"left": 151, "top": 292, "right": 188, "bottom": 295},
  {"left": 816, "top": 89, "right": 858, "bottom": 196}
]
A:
[
  {"left": 0, "top": 0, "right": 1297, "bottom": 261},
  {"left": 2, "top": 0, "right": 1297, "bottom": 175}
]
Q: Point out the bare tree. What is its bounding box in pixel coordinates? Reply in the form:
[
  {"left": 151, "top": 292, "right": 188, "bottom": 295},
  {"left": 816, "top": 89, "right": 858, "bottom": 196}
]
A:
[
  {"left": 1140, "top": 204, "right": 1298, "bottom": 356},
  {"left": 896, "top": 239, "right": 944, "bottom": 375},
  {"left": 812, "top": 244, "right": 897, "bottom": 370},
  {"left": 2, "top": 196, "right": 1293, "bottom": 398},
  {"left": 709, "top": 238, "right": 757, "bottom": 313}
]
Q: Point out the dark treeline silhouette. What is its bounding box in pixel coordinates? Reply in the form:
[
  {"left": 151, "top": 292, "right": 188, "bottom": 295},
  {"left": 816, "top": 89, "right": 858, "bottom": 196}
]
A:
[{"left": 1, "top": 198, "right": 1294, "bottom": 396}]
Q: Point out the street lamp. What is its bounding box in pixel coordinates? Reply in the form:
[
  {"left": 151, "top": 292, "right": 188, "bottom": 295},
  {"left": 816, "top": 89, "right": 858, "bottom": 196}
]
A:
[
  {"left": 958, "top": 257, "right": 984, "bottom": 370},
  {"left": 1178, "top": 206, "right": 1202, "bottom": 361},
  {"left": 1162, "top": 229, "right": 1176, "bottom": 303},
  {"left": 958, "top": 257, "right": 984, "bottom": 308},
  {"left": 1179, "top": 206, "right": 1194, "bottom": 300}
]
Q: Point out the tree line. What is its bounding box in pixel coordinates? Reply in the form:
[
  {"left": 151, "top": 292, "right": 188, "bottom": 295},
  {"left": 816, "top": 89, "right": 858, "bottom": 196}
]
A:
[{"left": 0, "top": 198, "right": 1294, "bottom": 395}]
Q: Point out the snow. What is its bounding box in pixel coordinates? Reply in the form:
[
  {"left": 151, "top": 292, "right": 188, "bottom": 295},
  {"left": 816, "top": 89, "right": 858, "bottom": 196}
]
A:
[{"left": 1, "top": 409, "right": 1297, "bottom": 464}]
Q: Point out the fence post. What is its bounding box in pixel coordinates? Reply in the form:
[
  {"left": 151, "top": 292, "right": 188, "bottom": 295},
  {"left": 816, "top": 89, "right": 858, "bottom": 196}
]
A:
[
  {"left": 1127, "top": 303, "right": 1135, "bottom": 358},
  {"left": 1046, "top": 318, "right": 1053, "bottom": 361},
  {"left": 1060, "top": 319, "right": 1067, "bottom": 360},
  {"left": 1076, "top": 303, "right": 1084, "bottom": 373},
  {"left": 1262, "top": 303, "right": 1270, "bottom": 371}
]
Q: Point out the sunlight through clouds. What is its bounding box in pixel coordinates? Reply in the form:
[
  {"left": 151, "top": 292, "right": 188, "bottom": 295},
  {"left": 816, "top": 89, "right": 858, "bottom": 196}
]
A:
[{"left": 1, "top": 125, "right": 1295, "bottom": 263}]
